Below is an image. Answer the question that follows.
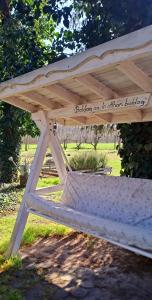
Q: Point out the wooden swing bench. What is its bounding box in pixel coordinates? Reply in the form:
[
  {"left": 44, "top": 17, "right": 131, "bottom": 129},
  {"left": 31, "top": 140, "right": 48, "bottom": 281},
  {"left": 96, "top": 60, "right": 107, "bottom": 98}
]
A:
[
  {"left": 1, "top": 25, "right": 152, "bottom": 259},
  {"left": 28, "top": 171, "right": 152, "bottom": 258}
]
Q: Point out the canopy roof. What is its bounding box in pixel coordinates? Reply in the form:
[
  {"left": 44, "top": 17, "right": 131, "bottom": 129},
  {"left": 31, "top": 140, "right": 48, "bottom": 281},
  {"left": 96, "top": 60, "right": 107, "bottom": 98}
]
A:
[{"left": 0, "top": 25, "right": 152, "bottom": 125}]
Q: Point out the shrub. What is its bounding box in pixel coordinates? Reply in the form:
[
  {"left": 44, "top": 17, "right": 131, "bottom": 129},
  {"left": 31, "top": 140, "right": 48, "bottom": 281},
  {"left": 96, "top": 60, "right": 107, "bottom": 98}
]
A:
[{"left": 69, "top": 151, "right": 108, "bottom": 172}]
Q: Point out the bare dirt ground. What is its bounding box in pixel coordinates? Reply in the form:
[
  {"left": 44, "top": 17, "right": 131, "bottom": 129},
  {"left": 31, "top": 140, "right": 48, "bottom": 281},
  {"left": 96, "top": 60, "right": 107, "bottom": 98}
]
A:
[{"left": 2, "top": 232, "right": 152, "bottom": 300}]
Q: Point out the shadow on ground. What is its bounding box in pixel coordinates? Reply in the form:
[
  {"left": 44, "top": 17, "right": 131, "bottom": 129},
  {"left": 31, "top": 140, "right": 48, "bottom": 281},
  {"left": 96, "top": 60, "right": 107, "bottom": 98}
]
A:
[{"left": 1, "top": 232, "right": 152, "bottom": 300}]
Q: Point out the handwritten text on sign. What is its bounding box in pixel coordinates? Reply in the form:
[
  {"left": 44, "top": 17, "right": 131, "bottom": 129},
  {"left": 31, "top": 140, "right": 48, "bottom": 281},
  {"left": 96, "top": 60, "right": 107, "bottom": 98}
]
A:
[{"left": 74, "top": 94, "right": 150, "bottom": 115}]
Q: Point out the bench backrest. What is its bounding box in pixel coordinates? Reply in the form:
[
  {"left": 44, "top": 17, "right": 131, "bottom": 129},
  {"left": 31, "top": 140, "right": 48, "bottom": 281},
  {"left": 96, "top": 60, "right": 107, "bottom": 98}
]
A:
[{"left": 61, "top": 172, "right": 152, "bottom": 226}]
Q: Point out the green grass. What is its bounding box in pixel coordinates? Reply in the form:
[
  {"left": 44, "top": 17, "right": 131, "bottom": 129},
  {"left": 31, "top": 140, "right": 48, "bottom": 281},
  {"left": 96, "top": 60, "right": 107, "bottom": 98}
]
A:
[
  {"left": 37, "top": 177, "right": 60, "bottom": 188},
  {"left": 106, "top": 152, "right": 121, "bottom": 176},
  {"left": 21, "top": 142, "right": 116, "bottom": 153},
  {"left": 66, "top": 142, "right": 116, "bottom": 150},
  {"left": 0, "top": 213, "right": 71, "bottom": 271},
  {"left": 0, "top": 214, "right": 70, "bottom": 255}
]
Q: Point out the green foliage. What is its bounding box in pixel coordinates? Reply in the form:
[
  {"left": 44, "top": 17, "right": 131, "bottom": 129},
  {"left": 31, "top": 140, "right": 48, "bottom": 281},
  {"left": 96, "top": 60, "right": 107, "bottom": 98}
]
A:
[
  {"left": 0, "top": 0, "right": 63, "bottom": 183},
  {"left": 69, "top": 151, "right": 108, "bottom": 171},
  {"left": 117, "top": 123, "right": 152, "bottom": 179},
  {"left": 0, "top": 104, "right": 21, "bottom": 183},
  {"left": 0, "top": 184, "right": 24, "bottom": 214},
  {"left": 73, "top": 0, "right": 152, "bottom": 49}
]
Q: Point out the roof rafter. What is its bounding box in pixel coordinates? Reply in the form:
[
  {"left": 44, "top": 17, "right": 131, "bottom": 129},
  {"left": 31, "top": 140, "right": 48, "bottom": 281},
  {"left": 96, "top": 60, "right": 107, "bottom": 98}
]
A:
[
  {"left": 22, "top": 91, "right": 61, "bottom": 110},
  {"left": 95, "top": 113, "right": 112, "bottom": 123},
  {"left": 112, "top": 110, "right": 143, "bottom": 123},
  {"left": 45, "top": 84, "right": 87, "bottom": 105},
  {"left": 70, "top": 116, "right": 87, "bottom": 124},
  {"left": 75, "top": 74, "right": 118, "bottom": 99},
  {"left": 117, "top": 61, "right": 152, "bottom": 92},
  {"left": 142, "top": 109, "right": 152, "bottom": 121},
  {"left": 2, "top": 96, "right": 37, "bottom": 112}
]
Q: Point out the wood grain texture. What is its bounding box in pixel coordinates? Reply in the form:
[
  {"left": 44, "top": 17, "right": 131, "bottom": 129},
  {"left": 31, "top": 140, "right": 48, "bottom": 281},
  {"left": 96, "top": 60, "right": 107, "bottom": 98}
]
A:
[
  {"left": 118, "top": 61, "right": 152, "bottom": 92},
  {"left": 75, "top": 74, "right": 118, "bottom": 99}
]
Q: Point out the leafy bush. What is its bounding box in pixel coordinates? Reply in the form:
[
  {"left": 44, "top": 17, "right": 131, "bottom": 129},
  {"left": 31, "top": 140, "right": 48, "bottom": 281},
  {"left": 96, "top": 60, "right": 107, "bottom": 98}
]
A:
[
  {"left": 117, "top": 123, "right": 152, "bottom": 179},
  {"left": 0, "top": 185, "right": 23, "bottom": 214},
  {"left": 69, "top": 151, "right": 108, "bottom": 171}
]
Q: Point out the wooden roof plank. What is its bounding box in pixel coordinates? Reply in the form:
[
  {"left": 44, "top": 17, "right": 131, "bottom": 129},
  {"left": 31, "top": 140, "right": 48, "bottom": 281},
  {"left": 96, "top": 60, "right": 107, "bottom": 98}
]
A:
[
  {"left": 75, "top": 74, "right": 118, "bottom": 99},
  {"left": 70, "top": 116, "right": 87, "bottom": 124},
  {"left": 112, "top": 110, "right": 143, "bottom": 124},
  {"left": 95, "top": 113, "right": 112, "bottom": 123},
  {"left": 117, "top": 60, "right": 152, "bottom": 92},
  {"left": 2, "top": 96, "right": 37, "bottom": 112},
  {"left": 45, "top": 84, "right": 87, "bottom": 105},
  {"left": 22, "top": 91, "right": 61, "bottom": 109}
]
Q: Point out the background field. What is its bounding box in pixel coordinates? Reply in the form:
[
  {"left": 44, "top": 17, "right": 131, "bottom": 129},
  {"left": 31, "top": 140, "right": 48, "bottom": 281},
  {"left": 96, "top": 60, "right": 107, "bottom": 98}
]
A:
[{"left": 21, "top": 142, "right": 121, "bottom": 177}]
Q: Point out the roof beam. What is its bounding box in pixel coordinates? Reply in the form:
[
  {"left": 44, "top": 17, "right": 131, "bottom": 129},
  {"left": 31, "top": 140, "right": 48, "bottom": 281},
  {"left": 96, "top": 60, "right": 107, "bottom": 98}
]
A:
[
  {"left": 112, "top": 110, "right": 143, "bottom": 124},
  {"left": 2, "top": 96, "right": 37, "bottom": 113},
  {"left": 45, "top": 84, "right": 87, "bottom": 105},
  {"left": 142, "top": 109, "right": 152, "bottom": 121},
  {"left": 70, "top": 116, "right": 87, "bottom": 124},
  {"left": 95, "top": 113, "right": 112, "bottom": 123},
  {"left": 48, "top": 93, "right": 151, "bottom": 120},
  {"left": 22, "top": 91, "right": 61, "bottom": 110},
  {"left": 117, "top": 61, "right": 152, "bottom": 92},
  {"left": 75, "top": 74, "right": 118, "bottom": 99}
]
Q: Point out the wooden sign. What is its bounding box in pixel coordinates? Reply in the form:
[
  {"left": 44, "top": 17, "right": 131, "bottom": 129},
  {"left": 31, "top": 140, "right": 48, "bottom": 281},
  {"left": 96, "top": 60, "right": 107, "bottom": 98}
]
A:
[
  {"left": 74, "top": 94, "right": 150, "bottom": 115},
  {"left": 49, "top": 93, "right": 151, "bottom": 119}
]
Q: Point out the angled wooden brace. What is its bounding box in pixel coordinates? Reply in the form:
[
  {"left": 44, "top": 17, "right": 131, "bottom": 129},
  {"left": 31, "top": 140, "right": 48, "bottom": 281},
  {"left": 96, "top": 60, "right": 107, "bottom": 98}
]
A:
[{"left": 6, "top": 111, "right": 67, "bottom": 258}]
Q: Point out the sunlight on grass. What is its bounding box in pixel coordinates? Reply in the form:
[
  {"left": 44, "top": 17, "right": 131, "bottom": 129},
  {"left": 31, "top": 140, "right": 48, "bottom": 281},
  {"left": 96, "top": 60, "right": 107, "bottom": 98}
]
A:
[
  {"left": 0, "top": 214, "right": 70, "bottom": 258},
  {"left": 106, "top": 152, "right": 121, "bottom": 176},
  {"left": 22, "top": 222, "right": 69, "bottom": 246},
  {"left": 37, "top": 177, "right": 60, "bottom": 188},
  {"left": 63, "top": 142, "right": 116, "bottom": 150},
  {"left": 0, "top": 254, "right": 22, "bottom": 272}
]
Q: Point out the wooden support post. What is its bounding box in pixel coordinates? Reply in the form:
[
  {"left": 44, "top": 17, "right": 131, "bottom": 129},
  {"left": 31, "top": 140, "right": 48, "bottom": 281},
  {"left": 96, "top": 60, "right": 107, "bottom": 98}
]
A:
[
  {"left": 48, "top": 127, "right": 67, "bottom": 182},
  {"left": 6, "top": 111, "right": 49, "bottom": 258},
  {"left": 6, "top": 111, "right": 68, "bottom": 257}
]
